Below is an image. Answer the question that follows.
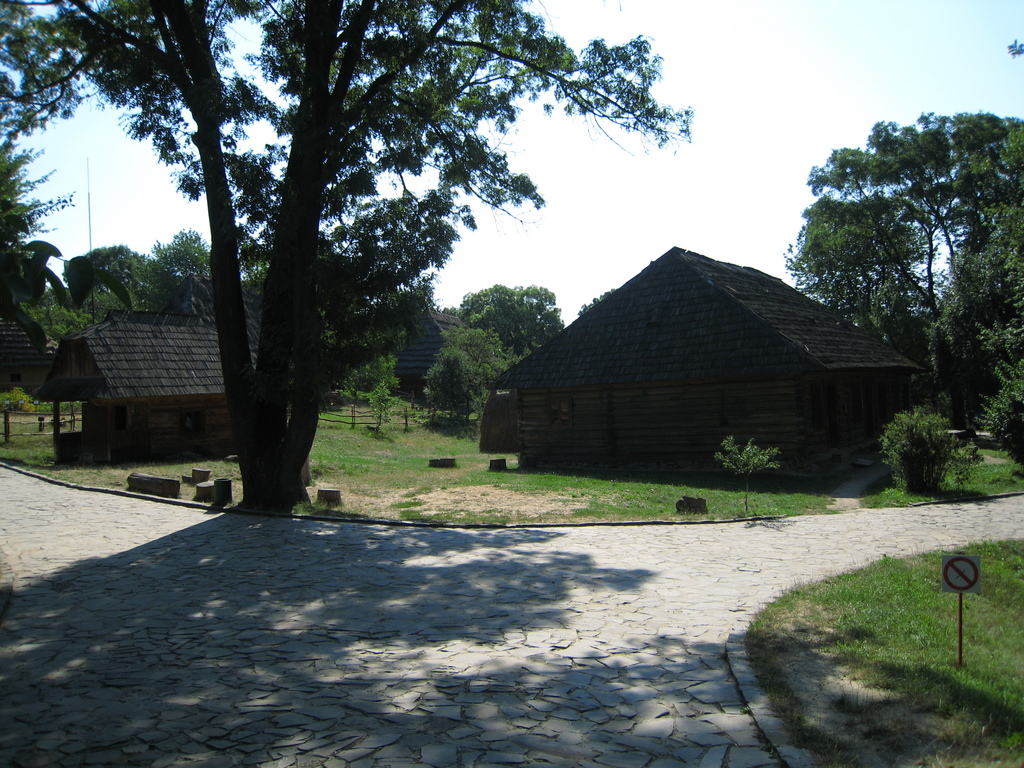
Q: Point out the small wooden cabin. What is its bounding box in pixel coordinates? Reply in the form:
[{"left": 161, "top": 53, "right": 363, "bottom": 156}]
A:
[
  {"left": 486, "top": 248, "right": 923, "bottom": 469},
  {"left": 0, "top": 322, "right": 55, "bottom": 393},
  {"left": 35, "top": 311, "right": 234, "bottom": 463}
]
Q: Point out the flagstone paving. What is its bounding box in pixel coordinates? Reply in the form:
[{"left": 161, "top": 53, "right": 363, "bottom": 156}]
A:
[{"left": 1, "top": 465, "right": 1022, "bottom": 768}]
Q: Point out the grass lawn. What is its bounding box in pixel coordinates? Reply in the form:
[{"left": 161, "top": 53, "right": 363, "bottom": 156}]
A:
[
  {"left": 1, "top": 410, "right": 1021, "bottom": 524},
  {"left": 746, "top": 541, "right": 1024, "bottom": 768},
  {"left": 0, "top": 412, "right": 848, "bottom": 522}
]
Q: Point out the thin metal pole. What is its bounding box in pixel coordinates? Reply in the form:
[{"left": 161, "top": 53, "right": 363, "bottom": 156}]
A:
[{"left": 958, "top": 592, "right": 964, "bottom": 668}]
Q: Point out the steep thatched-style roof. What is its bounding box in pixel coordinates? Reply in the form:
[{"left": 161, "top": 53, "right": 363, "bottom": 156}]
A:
[
  {"left": 494, "top": 248, "right": 922, "bottom": 389},
  {"left": 35, "top": 311, "right": 223, "bottom": 401},
  {"left": 0, "top": 322, "right": 56, "bottom": 367},
  {"left": 394, "top": 309, "right": 462, "bottom": 380}
]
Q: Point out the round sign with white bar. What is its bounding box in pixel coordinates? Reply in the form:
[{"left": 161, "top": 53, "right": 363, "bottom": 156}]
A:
[{"left": 941, "top": 555, "right": 981, "bottom": 594}]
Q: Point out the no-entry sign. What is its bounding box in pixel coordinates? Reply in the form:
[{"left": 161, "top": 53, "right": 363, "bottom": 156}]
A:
[{"left": 942, "top": 555, "right": 981, "bottom": 594}]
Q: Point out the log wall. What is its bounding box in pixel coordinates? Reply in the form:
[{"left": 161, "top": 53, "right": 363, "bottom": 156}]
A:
[
  {"left": 516, "top": 370, "right": 913, "bottom": 468},
  {"left": 81, "top": 394, "right": 234, "bottom": 462}
]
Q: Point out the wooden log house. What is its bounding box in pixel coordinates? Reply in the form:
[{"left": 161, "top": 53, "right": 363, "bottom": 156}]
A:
[
  {"left": 0, "top": 322, "right": 56, "bottom": 393},
  {"left": 34, "top": 311, "right": 235, "bottom": 463},
  {"left": 485, "top": 248, "right": 923, "bottom": 469}
]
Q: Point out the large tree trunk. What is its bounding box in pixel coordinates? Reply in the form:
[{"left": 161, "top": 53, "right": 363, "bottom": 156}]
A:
[{"left": 185, "top": 3, "right": 346, "bottom": 510}]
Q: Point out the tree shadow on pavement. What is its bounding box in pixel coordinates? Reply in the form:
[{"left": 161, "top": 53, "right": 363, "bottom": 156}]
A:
[{"left": 0, "top": 510, "right": 776, "bottom": 767}]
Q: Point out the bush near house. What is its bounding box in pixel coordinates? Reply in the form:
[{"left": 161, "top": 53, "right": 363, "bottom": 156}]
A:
[{"left": 880, "top": 410, "right": 979, "bottom": 493}]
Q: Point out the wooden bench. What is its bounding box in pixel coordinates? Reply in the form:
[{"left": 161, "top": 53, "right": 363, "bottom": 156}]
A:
[{"left": 127, "top": 472, "right": 180, "bottom": 499}]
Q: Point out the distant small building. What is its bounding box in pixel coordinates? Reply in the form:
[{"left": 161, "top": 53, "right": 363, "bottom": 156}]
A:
[
  {"left": 394, "top": 309, "right": 462, "bottom": 397},
  {"left": 35, "top": 311, "right": 234, "bottom": 463},
  {"left": 486, "top": 248, "right": 923, "bottom": 468},
  {"left": 0, "top": 322, "right": 56, "bottom": 394},
  {"left": 34, "top": 276, "right": 262, "bottom": 463}
]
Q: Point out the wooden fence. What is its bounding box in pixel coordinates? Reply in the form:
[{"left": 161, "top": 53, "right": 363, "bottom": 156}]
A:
[
  {"left": 3, "top": 409, "right": 78, "bottom": 443},
  {"left": 318, "top": 405, "right": 413, "bottom": 431}
]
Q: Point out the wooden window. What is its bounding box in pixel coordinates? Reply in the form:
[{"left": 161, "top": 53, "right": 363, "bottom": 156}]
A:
[
  {"left": 9, "top": 372, "right": 21, "bottom": 383},
  {"left": 549, "top": 397, "right": 572, "bottom": 428},
  {"left": 113, "top": 406, "right": 128, "bottom": 431},
  {"left": 181, "top": 410, "right": 205, "bottom": 435}
]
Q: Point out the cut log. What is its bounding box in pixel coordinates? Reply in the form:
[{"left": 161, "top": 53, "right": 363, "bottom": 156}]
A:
[
  {"left": 192, "top": 467, "right": 212, "bottom": 484},
  {"left": 317, "top": 488, "right": 342, "bottom": 506},
  {"left": 128, "top": 472, "right": 181, "bottom": 499},
  {"left": 489, "top": 458, "right": 507, "bottom": 471},
  {"left": 429, "top": 458, "right": 457, "bottom": 468},
  {"left": 675, "top": 496, "right": 707, "bottom": 515},
  {"left": 194, "top": 481, "right": 215, "bottom": 502}
]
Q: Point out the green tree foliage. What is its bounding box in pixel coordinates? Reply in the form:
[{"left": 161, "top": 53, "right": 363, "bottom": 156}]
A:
[
  {"left": 714, "top": 435, "right": 781, "bottom": 515},
  {"left": 457, "top": 284, "right": 563, "bottom": 358},
  {"left": 983, "top": 366, "right": 1024, "bottom": 467},
  {"left": 425, "top": 327, "right": 508, "bottom": 423},
  {"left": 880, "top": 410, "right": 979, "bottom": 493},
  {"left": 0, "top": 0, "right": 690, "bottom": 508},
  {"left": 136, "top": 229, "right": 209, "bottom": 310},
  {"left": 787, "top": 113, "right": 1024, "bottom": 426}
]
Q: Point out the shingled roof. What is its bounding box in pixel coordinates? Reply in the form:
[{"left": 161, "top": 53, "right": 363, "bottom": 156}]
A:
[
  {"left": 0, "top": 322, "right": 56, "bottom": 366},
  {"left": 35, "top": 311, "right": 224, "bottom": 401},
  {"left": 394, "top": 310, "right": 462, "bottom": 379},
  {"left": 493, "top": 248, "right": 922, "bottom": 390}
]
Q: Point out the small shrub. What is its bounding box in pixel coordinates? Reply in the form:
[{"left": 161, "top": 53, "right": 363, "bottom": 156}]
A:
[
  {"left": 0, "top": 387, "right": 40, "bottom": 412},
  {"left": 983, "top": 367, "right": 1024, "bottom": 467},
  {"left": 715, "top": 435, "right": 781, "bottom": 514},
  {"left": 880, "top": 410, "right": 979, "bottom": 493}
]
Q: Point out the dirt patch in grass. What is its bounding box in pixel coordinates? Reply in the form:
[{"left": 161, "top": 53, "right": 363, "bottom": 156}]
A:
[{"left": 346, "top": 484, "right": 592, "bottom": 520}]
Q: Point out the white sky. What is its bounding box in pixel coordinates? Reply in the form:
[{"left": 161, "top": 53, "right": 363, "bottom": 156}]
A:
[{"left": 24, "top": 0, "right": 1024, "bottom": 322}]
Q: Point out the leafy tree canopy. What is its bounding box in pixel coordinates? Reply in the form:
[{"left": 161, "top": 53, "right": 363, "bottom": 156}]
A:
[
  {"left": 0, "top": 0, "right": 691, "bottom": 508},
  {"left": 787, "top": 112, "right": 1024, "bottom": 425},
  {"left": 456, "top": 283, "right": 562, "bottom": 357},
  {"left": 425, "top": 326, "right": 508, "bottom": 422},
  {"left": 136, "top": 229, "right": 210, "bottom": 310}
]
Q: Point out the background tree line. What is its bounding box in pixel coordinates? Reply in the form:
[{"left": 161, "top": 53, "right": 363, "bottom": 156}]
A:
[
  {"left": 25, "top": 229, "right": 213, "bottom": 340},
  {"left": 424, "top": 283, "right": 563, "bottom": 423},
  {"left": 787, "top": 112, "right": 1024, "bottom": 443}
]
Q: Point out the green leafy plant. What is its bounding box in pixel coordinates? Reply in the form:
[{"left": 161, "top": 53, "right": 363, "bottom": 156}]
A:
[
  {"left": 714, "top": 435, "right": 781, "bottom": 514},
  {"left": 984, "top": 365, "right": 1024, "bottom": 467},
  {"left": 880, "top": 410, "right": 980, "bottom": 493},
  {"left": 1, "top": 386, "right": 39, "bottom": 412}
]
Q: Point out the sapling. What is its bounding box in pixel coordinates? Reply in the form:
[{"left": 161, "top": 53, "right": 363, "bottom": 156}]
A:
[{"left": 715, "top": 436, "right": 781, "bottom": 515}]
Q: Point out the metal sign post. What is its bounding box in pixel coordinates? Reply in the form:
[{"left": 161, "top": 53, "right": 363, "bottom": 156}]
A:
[{"left": 941, "top": 555, "right": 981, "bottom": 668}]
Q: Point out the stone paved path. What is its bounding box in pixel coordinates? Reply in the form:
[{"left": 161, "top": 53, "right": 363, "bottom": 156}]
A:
[{"left": 1, "top": 466, "right": 1022, "bottom": 768}]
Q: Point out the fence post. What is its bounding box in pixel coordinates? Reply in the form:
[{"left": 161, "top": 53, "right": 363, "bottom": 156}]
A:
[
  {"left": 3, "top": 409, "right": 8, "bottom": 444},
  {"left": 351, "top": 405, "right": 356, "bottom": 429}
]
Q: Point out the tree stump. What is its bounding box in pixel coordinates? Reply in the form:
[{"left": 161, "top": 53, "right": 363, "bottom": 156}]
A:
[
  {"left": 429, "top": 458, "right": 457, "bottom": 468},
  {"left": 489, "top": 458, "right": 507, "bottom": 471},
  {"left": 675, "top": 496, "right": 707, "bottom": 515},
  {"left": 192, "top": 467, "right": 212, "bottom": 484},
  {"left": 317, "top": 488, "right": 342, "bottom": 506},
  {"left": 127, "top": 472, "right": 181, "bottom": 499},
  {"left": 194, "top": 481, "right": 215, "bottom": 502}
]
